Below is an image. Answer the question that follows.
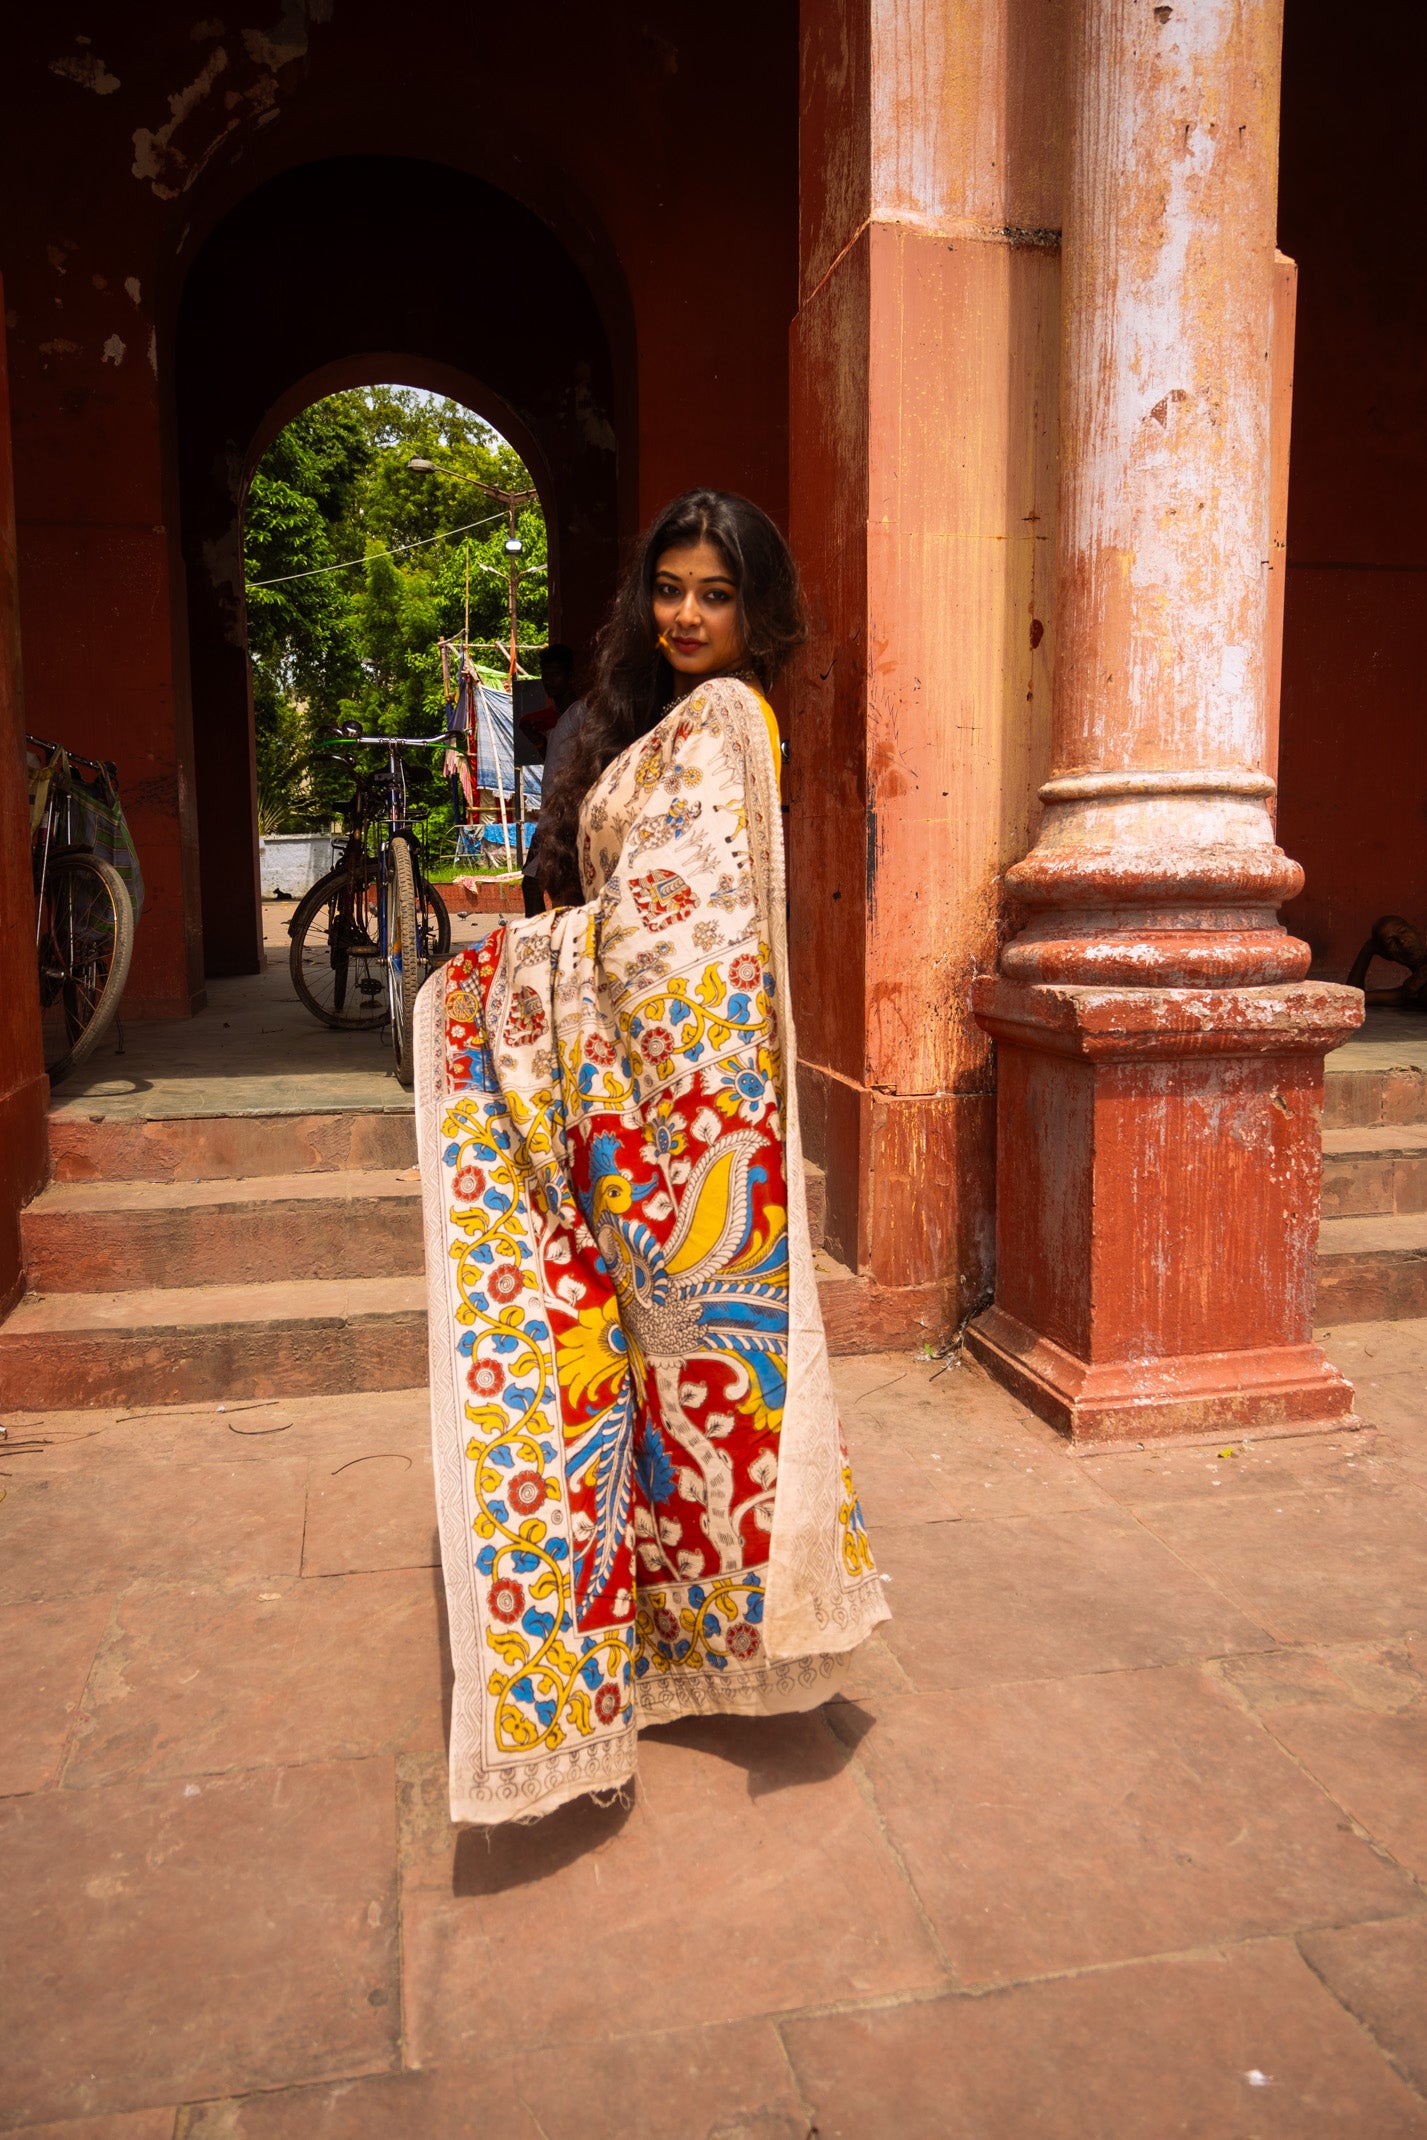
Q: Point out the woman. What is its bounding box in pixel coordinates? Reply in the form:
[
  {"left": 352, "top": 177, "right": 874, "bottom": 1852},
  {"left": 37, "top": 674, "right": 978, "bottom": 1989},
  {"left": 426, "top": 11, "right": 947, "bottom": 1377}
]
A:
[{"left": 416, "top": 490, "right": 887, "bottom": 1825}]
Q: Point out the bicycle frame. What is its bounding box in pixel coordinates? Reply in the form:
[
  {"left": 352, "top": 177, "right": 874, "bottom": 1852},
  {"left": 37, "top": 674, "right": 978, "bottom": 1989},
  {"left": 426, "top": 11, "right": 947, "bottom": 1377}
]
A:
[
  {"left": 29, "top": 737, "right": 121, "bottom": 939},
  {"left": 326, "top": 734, "right": 435, "bottom": 966}
]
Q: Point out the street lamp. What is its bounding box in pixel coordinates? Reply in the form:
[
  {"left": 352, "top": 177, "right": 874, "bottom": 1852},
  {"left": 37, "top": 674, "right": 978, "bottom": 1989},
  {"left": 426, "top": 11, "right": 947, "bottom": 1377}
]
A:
[{"left": 408, "top": 454, "right": 543, "bottom": 870}]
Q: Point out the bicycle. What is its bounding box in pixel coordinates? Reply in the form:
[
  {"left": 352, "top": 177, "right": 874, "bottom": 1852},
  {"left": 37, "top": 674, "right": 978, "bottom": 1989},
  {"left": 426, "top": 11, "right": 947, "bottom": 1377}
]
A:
[
  {"left": 287, "top": 728, "right": 451, "bottom": 1087},
  {"left": 27, "top": 738, "right": 138, "bottom": 1086}
]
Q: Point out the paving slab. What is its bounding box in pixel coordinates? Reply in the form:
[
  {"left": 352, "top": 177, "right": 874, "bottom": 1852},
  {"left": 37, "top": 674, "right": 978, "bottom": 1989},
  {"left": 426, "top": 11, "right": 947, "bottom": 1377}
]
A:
[
  {"left": 1134, "top": 1473, "right": 1427, "bottom": 1645},
  {"left": 1220, "top": 1640, "right": 1427, "bottom": 1882},
  {"left": 301, "top": 1443, "right": 439, "bottom": 1577},
  {"left": 6, "top": 2115, "right": 179, "bottom": 2140},
  {"left": 782, "top": 1939, "right": 1427, "bottom": 2139},
  {"left": 0, "top": 1597, "right": 111, "bottom": 1794},
  {"left": 401, "top": 1711, "right": 944, "bottom": 2064},
  {"left": 180, "top": 2019, "right": 805, "bottom": 2140},
  {"left": 63, "top": 1570, "right": 447, "bottom": 1788},
  {"left": 829, "top": 1667, "right": 1416, "bottom": 1984},
  {"left": 874, "top": 1507, "right": 1272, "bottom": 1690},
  {"left": 1299, "top": 1917, "right": 1427, "bottom": 2100},
  {"left": 0, "top": 1759, "right": 398, "bottom": 2128},
  {"left": 0, "top": 1457, "right": 309, "bottom": 1604}
]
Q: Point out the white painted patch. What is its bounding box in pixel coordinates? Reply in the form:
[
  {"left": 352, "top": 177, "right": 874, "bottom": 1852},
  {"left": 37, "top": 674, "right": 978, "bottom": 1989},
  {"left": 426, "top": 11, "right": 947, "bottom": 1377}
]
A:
[
  {"left": 1245, "top": 2071, "right": 1271, "bottom": 2088},
  {"left": 49, "top": 51, "right": 121, "bottom": 95},
  {"left": 131, "top": 46, "right": 230, "bottom": 198},
  {"left": 124, "top": 276, "right": 142, "bottom": 306},
  {"left": 39, "top": 338, "right": 79, "bottom": 356},
  {"left": 101, "top": 333, "right": 126, "bottom": 366}
]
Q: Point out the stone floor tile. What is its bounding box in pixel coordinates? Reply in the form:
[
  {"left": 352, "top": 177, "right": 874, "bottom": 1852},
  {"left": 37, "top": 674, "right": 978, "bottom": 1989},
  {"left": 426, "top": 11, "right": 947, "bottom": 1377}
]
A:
[
  {"left": 0, "top": 1596, "right": 112, "bottom": 1794},
  {"left": 181, "top": 2019, "right": 804, "bottom": 2140},
  {"left": 0, "top": 1759, "right": 398, "bottom": 2126},
  {"left": 831, "top": 1354, "right": 930, "bottom": 1411},
  {"left": 781, "top": 1939, "right": 1427, "bottom": 2139},
  {"left": 1076, "top": 1433, "right": 1375, "bottom": 1507},
  {"left": 1299, "top": 1917, "right": 1427, "bottom": 2098},
  {"left": 0, "top": 1391, "right": 432, "bottom": 1476},
  {"left": 64, "top": 1571, "right": 447, "bottom": 1787},
  {"left": 874, "top": 1509, "right": 1270, "bottom": 1692},
  {"left": 0, "top": 1459, "right": 309, "bottom": 1604},
  {"left": 1137, "top": 1476, "right": 1427, "bottom": 1644},
  {"left": 1219, "top": 1641, "right": 1427, "bottom": 1879},
  {"left": 8, "top": 2116, "right": 178, "bottom": 2140},
  {"left": 301, "top": 1447, "right": 438, "bottom": 1576},
  {"left": 402, "top": 1710, "right": 943, "bottom": 2063},
  {"left": 833, "top": 1669, "right": 1415, "bottom": 1984}
]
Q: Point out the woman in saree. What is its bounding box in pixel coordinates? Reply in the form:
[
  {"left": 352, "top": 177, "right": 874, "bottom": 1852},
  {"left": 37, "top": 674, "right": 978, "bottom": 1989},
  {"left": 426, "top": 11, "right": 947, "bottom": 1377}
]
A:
[{"left": 416, "top": 489, "right": 887, "bottom": 1824}]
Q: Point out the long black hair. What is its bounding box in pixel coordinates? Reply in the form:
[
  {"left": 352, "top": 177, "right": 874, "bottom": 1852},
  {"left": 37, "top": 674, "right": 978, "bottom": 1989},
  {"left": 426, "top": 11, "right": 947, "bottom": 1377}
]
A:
[{"left": 534, "top": 489, "right": 806, "bottom": 903}]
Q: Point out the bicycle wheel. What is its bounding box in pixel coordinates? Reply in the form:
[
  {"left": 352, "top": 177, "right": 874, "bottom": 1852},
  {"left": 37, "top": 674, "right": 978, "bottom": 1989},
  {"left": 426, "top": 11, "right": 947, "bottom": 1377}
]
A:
[
  {"left": 387, "top": 836, "right": 422, "bottom": 1087},
  {"left": 38, "top": 854, "right": 134, "bottom": 1085},
  {"left": 289, "top": 859, "right": 387, "bottom": 1030},
  {"left": 419, "top": 872, "right": 453, "bottom": 961}
]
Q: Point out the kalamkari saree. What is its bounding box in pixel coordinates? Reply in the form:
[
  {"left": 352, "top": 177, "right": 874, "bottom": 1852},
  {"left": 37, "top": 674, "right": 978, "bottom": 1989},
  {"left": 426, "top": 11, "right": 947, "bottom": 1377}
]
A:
[{"left": 415, "top": 674, "right": 887, "bottom": 1823}]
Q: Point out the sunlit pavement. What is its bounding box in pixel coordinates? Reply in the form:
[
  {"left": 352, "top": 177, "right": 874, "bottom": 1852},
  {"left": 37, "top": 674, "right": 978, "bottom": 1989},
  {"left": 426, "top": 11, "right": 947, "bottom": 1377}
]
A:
[{"left": 4, "top": 1319, "right": 1427, "bottom": 2137}]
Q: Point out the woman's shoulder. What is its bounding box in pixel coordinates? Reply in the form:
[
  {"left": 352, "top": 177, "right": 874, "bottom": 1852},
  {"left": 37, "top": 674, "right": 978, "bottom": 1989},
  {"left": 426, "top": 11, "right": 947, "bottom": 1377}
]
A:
[{"left": 666, "top": 673, "right": 767, "bottom": 733}]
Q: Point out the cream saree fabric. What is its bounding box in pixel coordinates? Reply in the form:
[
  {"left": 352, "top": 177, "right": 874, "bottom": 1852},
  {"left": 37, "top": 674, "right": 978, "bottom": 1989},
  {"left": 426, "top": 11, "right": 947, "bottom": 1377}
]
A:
[{"left": 415, "top": 675, "right": 887, "bottom": 1823}]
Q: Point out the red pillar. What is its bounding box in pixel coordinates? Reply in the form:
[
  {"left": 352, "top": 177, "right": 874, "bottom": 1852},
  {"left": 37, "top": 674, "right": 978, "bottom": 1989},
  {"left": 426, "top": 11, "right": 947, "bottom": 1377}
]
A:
[
  {"left": 790, "top": 0, "right": 1063, "bottom": 1342},
  {"left": 968, "top": 0, "right": 1362, "bottom": 1442},
  {"left": 0, "top": 295, "right": 50, "bottom": 1312}
]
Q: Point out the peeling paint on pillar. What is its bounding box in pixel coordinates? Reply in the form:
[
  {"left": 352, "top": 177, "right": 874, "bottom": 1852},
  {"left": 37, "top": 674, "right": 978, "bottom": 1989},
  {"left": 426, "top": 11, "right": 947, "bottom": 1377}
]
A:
[{"left": 970, "top": 0, "right": 1365, "bottom": 1443}]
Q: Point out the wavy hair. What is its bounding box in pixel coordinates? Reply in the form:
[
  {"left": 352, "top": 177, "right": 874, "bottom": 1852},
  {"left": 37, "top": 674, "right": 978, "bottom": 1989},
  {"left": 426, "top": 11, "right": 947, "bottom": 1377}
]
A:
[{"left": 534, "top": 489, "right": 806, "bottom": 904}]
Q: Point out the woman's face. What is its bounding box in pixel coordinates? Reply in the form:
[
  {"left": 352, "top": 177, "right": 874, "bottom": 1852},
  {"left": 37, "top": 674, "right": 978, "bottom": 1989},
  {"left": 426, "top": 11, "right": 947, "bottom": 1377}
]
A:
[{"left": 651, "top": 540, "right": 746, "bottom": 680}]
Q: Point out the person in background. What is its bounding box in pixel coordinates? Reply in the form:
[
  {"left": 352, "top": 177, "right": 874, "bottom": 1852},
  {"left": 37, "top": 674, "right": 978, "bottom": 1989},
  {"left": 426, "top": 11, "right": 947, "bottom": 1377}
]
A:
[{"left": 521, "top": 642, "right": 588, "bottom": 916}]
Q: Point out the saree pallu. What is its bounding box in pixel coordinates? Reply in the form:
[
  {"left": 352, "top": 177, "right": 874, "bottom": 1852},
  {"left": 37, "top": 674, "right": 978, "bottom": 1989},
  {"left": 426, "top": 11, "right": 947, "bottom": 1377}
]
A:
[{"left": 416, "top": 675, "right": 888, "bottom": 1824}]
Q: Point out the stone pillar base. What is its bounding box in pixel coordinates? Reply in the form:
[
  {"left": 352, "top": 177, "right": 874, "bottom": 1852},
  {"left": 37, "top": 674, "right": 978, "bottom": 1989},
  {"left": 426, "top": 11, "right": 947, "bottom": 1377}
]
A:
[{"left": 970, "top": 976, "right": 1364, "bottom": 1446}]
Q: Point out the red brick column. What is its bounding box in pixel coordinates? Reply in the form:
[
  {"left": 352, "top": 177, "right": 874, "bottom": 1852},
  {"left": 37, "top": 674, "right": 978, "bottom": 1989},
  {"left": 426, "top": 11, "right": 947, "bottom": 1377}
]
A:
[{"left": 968, "top": 0, "right": 1362, "bottom": 1441}]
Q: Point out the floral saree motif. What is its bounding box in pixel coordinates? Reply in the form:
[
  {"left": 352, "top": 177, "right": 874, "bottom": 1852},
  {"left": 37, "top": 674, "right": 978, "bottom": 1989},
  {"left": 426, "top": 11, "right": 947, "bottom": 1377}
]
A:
[{"left": 416, "top": 676, "right": 887, "bottom": 1823}]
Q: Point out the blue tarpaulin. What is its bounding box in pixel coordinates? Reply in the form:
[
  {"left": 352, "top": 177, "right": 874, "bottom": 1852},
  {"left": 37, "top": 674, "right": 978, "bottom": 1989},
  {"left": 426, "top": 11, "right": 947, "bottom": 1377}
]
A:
[{"left": 449, "top": 671, "right": 543, "bottom": 800}]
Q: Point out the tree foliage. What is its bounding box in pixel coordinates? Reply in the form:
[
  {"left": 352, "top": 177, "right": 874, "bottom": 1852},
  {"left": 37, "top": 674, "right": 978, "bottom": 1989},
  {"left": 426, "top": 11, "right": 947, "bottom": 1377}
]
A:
[{"left": 244, "top": 387, "right": 549, "bottom": 835}]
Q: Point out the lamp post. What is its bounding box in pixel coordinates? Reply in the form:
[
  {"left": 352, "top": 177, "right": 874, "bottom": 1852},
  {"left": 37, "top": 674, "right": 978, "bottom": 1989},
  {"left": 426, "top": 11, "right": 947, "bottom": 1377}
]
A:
[
  {"left": 405, "top": 457, "right": 537, "bottom": 688},
  {"left": 407, "top": 455, "right": 540, "bottom": 867}
]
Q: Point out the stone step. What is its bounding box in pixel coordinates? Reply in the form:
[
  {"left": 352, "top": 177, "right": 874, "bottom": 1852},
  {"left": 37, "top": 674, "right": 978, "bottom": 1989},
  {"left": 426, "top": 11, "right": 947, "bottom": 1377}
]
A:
[
  {"left": 1320, "top": 1124, "right": 1427, "bottom": 1220},
  {"left": 0, "top": 1276, "right": 429, "bottom": 1410},
  {"left": 22, "top": 1171, "right": 424, "bottom": 1294},
  {"left": 48, "top": 1108, "right": 417, "bottom": 1185},
  {"left": 1315, "top": 1210, "right": 1427, "bottom": 1324},
  {"left": 1322, "top": 1062, "right": 1427, "bottom": 1132}
]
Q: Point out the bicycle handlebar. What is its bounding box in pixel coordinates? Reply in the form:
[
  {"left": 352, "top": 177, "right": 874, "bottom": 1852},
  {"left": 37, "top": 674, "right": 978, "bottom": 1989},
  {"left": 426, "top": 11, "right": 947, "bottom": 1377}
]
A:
[{"left": 315, "top": 734, "right": 444, "bottom": 750}]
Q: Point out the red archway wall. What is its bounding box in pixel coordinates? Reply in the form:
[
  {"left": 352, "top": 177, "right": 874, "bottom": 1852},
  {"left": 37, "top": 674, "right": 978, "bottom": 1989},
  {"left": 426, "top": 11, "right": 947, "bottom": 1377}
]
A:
[
  {"left": 1276, "top": 0, "right": 1427, "bottom": 976},
  {"left": 1, "top": 2, "right": 797, "bottom": 1007},
  {"left": 176, "top": 155, "right": 624, "bottom": 975},
  {"left": 0, "top": 300, "right": 48, "bottom": 1311}
]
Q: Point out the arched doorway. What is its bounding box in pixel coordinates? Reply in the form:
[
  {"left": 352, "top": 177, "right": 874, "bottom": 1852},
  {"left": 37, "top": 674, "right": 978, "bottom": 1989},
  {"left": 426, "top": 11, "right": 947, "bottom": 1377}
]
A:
[{"left": 176, "top": 155, "right": 628, "bottom": 976}]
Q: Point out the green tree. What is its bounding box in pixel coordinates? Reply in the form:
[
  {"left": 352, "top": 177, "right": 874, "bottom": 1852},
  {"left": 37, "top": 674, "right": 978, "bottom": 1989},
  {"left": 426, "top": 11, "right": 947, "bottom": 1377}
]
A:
[{"left": 242, "top": 387, "right": 549, "bottom": 837}]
